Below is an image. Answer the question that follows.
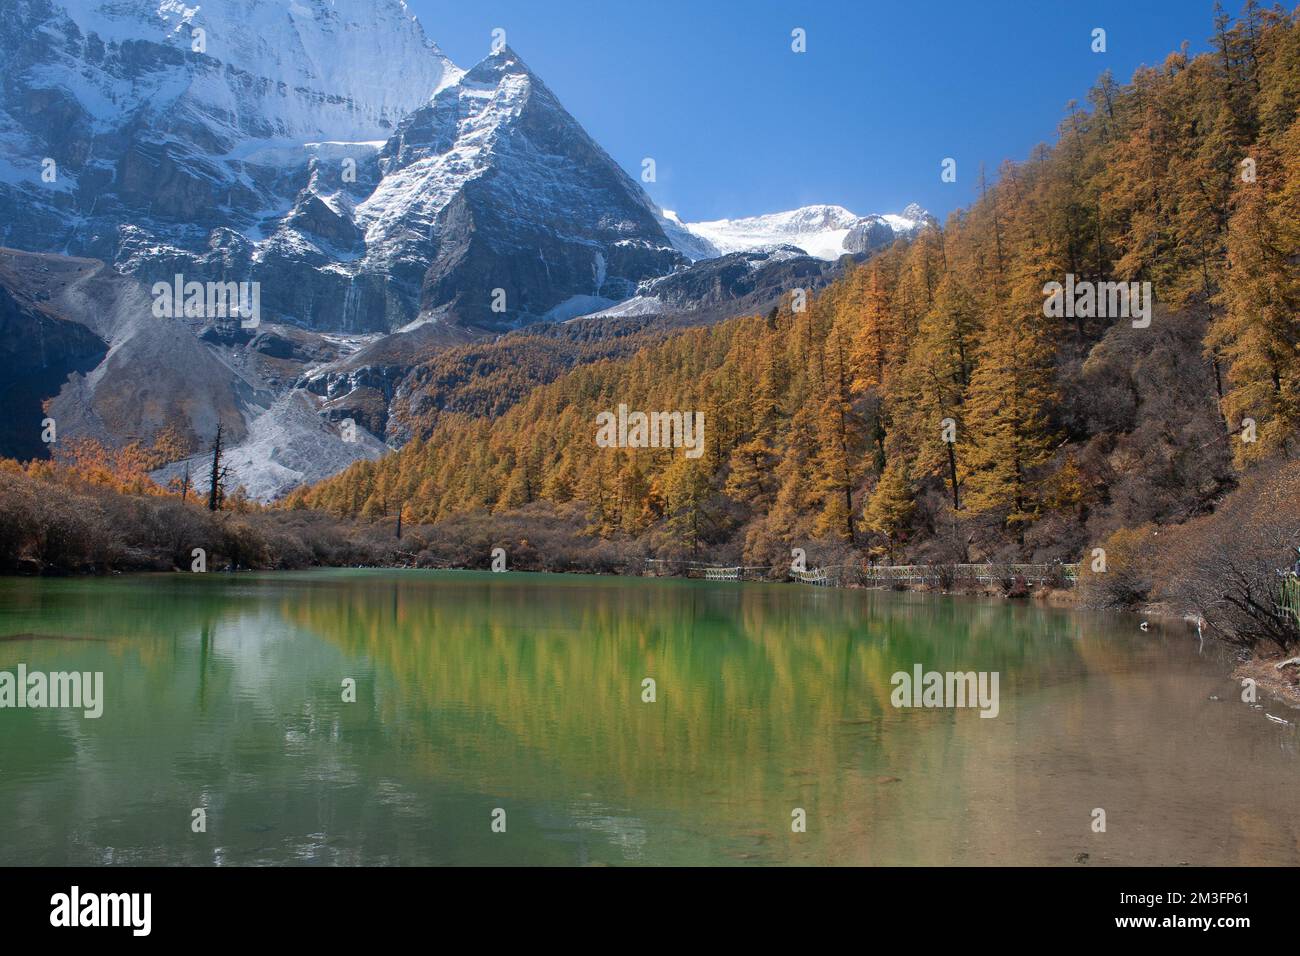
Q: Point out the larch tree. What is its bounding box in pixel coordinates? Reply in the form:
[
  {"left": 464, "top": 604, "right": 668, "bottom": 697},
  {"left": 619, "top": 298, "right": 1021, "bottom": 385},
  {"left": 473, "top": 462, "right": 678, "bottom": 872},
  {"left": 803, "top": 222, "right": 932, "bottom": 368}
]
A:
[
  {"left": 1207, "top": 145, "right": 1300, "bottom": 465},
  {"left": 962, "top": 240, "right": 1060, "bottom": 527},
  {"left": 862, "top": 457, "right": 914, "bottom": 561}
]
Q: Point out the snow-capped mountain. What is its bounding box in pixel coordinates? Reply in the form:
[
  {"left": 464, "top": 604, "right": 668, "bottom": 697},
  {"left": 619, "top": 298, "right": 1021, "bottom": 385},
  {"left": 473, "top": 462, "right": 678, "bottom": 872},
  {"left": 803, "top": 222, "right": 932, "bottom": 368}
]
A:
[
  {"left": 665, "top": 203, "right": 932, "bottom": 261},
  {"left": 0, "top": 0, "right": 679, "bottom": 333},
  {"left": 0, "top": 0, "right": 931, "bottom": 500},
  {"left": 351, "top": 45, "right": 682, "bottom": 331}
]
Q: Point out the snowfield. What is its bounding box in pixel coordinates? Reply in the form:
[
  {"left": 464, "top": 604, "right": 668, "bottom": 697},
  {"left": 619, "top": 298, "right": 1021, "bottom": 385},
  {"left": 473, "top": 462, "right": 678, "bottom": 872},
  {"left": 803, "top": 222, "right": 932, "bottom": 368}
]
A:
[{"left": 667, "top": 203, "right": 929, "bottom": 261}]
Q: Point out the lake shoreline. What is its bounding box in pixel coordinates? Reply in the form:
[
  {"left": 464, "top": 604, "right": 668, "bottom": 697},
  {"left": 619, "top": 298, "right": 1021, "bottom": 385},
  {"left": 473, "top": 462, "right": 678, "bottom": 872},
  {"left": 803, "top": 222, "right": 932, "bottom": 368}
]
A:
[{"left": 1233, "top": 655, "right": 1300, "bottom": 710}]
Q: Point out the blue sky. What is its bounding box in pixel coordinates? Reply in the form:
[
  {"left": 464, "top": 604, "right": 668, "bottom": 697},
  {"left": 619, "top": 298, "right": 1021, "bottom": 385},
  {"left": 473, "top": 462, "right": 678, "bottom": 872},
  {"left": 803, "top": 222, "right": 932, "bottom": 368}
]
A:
[{"left": 409, "top": 0, "right": 1224, "bottom": 222}]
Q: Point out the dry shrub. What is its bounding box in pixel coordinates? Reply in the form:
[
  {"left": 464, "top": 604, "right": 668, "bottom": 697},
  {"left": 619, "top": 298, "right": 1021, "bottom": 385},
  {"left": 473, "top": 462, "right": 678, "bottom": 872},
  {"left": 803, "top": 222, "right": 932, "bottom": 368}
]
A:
[
  {"left": 1157, "top": 461, "right": 1300, "bottom": 654},
  {"left": 1077, "top": 523, "right": 1158, "bottom": 610}
]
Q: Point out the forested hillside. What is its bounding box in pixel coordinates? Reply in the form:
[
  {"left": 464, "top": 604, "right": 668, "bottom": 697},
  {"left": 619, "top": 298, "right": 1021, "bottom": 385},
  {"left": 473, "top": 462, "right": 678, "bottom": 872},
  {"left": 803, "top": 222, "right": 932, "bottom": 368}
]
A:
[
  {"left": 291, "top": 4, "right": 1300, "bottom": 580},
  {"left": 385, "top": 314, "right": 673, "bottom": 439}
]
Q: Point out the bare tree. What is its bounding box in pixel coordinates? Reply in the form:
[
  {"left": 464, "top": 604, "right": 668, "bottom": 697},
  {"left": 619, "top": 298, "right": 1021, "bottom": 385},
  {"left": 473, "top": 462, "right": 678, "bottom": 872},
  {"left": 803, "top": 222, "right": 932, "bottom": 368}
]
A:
[{"left": 207, "top": 424, "right": 228, "bottom": 513}]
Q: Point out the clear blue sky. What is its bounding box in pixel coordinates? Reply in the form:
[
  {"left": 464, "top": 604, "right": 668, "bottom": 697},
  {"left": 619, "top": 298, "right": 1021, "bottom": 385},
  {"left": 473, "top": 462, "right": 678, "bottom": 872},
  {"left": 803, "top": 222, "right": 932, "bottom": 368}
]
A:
[{"left": 407, "top": 0, "right": 1223, "bottom": 222}]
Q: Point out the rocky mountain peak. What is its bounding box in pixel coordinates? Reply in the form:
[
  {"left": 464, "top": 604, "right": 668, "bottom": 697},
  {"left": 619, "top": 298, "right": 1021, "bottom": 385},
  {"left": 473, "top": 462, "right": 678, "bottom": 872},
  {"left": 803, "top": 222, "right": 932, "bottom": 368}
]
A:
[
  {"left": 465, "top": 43, "right": 533, "bottom": 80},
  {"left": 900, "top": 202, "right": 934, "bottom": 225}
]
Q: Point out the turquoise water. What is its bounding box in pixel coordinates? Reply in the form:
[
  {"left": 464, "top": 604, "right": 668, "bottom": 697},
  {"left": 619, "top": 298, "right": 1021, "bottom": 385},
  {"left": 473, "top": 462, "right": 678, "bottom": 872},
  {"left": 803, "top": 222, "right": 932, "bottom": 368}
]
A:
[{"left": 0, "top": 570, "right": 1296, "bottom": 865}]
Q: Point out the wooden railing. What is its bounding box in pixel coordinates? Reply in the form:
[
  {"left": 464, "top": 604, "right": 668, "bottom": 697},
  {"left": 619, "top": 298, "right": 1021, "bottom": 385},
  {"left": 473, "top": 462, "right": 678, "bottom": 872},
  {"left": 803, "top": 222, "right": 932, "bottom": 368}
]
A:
[
  {"left": 1281, "top": 574, "right": 1300, "bottom": 625},
  {"left": 861, "top": 562, "right": 1080, "bottom": 587},
  {"left": 860, "top": 564, "right": 938, "bottom": 584},
  {"left": 644, "top": 560, "right": 771, "bottom": 581},
  {"left": 793, "top": 568, "right": 829, "bottom": 586},
  {"left": 646, "top": 559, "right": 1080, "bottom": 588}
]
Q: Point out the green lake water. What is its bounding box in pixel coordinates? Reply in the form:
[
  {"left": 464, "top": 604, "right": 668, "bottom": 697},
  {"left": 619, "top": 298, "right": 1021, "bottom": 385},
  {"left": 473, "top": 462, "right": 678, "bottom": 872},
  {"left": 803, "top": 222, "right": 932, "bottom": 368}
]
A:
[{"left": 0, "top": 569, "right": 1296, "bottom": 866}]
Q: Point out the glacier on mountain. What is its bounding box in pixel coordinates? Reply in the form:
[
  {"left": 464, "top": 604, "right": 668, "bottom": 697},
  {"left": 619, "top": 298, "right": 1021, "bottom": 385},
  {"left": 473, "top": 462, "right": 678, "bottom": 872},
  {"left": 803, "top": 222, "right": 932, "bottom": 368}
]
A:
[{"left": 666, "top": 202, "right": 931, "bottom": 261}]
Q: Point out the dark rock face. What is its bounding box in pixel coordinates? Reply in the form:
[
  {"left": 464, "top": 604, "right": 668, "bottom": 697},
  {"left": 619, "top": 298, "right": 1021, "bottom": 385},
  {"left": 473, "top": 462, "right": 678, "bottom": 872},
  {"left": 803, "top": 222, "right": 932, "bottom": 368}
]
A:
[
  {"left": 285, "top": 194, "right": 364, "bottom": 252},
  {"left": 843, "top": 216, "right": 897, "bottom": 255},
  {"left": 0, "top": 280, "right": 107, "bottom": 460},
  {"left": 321, "top": 385, "right": 391, "bottom": 438},
  {"left": 598, "top": 245, "right": 856, "bottom": 329},
  {"left": 641, "top": 247, "right": 832, "bottom": 314}
]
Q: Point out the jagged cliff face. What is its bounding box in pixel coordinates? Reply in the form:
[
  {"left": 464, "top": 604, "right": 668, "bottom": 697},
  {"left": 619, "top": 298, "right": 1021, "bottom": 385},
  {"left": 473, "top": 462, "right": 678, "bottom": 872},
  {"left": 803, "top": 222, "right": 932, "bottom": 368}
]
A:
[
  {"left": 0, "top": 1, "right": 680, "bottom": 333},
  {"left": 352, "top": 47, "right": 684, "bottom": 331}
]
